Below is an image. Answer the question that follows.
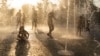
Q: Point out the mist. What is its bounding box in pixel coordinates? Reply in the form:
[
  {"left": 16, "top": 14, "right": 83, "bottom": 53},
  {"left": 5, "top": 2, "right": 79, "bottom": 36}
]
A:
[{"left": 0, "top": 0, "right": 100, "bottom": 56}]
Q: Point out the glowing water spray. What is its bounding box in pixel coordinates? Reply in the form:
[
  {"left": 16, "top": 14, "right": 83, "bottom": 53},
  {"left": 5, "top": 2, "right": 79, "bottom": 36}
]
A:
[
  {"left": 74, "top": 0, "right": 76, "bottom": 36},
  {"left": 67, "top": 0, "right": 70, "bottom": 35},
  {"left": 65, "top": 0, "right": 70, "bottom": 53}
]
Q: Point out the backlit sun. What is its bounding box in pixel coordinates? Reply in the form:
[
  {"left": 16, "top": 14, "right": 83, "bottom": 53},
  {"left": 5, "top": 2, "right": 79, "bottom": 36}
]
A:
[{"left": 7, "top": 0, "right": 42, "bottom": 10}]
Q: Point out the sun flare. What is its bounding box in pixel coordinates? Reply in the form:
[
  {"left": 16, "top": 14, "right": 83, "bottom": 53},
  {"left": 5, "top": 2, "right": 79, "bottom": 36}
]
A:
[{"left": 7, "top": 0, "right": 42, "bottom": 10}]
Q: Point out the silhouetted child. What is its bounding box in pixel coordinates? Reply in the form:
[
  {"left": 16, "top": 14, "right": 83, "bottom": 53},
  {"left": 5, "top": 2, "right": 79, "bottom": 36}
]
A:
[{"left": 17, "top": 26, "right": 29, "bottom": 41}]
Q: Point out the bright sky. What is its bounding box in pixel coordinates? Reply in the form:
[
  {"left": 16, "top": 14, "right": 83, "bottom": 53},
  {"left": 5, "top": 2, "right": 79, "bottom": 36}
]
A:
[
  {"left": 6, "top": 0, "right": 60, "bottom": 10},
  {"left": 7, "top": 0, "right": 42, "bottom": 9},
  {"left": 49, "top": 0, "right": 60, "bottom": 5},
  {"left": 0, "top": 0, "right": 99, "bottom": 9}
]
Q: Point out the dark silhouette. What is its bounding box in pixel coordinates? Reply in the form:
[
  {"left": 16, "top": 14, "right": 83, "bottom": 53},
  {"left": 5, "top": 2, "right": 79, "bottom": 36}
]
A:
[
  {"left": 47, "top": 11, "right": 56, "bottom": 38},
  {"left": 77, "top": 15, "right": 85, "bottom": 36},
  {"left": 16, "top": 10, "right": 22, "bottom": 29},
  {"left": 16, "top": 26, "right": 30, "bottom": 56},
  {"left": 86, "top": 20, "right": 90, "bottom": 32},
  {"left": 32, "top": 9, "right": 38, "bottom": 32},
  {"left": 17, "top": 26, "right": 29, "bottom": 40},
  {"left": 22, "top": 13, "right": 26, "bottom": 26},
  {"left": 15, "top": 38, "right": 30, "bottom": 56}
]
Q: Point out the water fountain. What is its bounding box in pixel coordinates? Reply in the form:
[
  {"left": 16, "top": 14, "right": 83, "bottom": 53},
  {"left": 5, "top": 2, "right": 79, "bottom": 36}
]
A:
[{"left": 58, "top": 0, "right": 74, "bottom": 56}]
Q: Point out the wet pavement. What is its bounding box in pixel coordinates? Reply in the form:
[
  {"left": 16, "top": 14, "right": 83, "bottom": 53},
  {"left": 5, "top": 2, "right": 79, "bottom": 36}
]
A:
[{"left": 0, "top": 25, "right": 100, "bottom": 56}]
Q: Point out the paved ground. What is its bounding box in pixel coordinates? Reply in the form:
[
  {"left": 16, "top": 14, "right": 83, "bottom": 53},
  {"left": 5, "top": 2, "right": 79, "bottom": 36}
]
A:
[
  {"left": 0, "top": 26, "right": 66, "bottom": 56},
  {"left": 0, "top": 25, "right": 100, "bottom": 56}
]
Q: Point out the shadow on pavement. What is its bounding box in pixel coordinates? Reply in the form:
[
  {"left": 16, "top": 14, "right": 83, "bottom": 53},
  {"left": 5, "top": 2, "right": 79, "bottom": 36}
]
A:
[
  {"left": 35, "top": 30, "right": 64, "bottom": 56},
  {"left": 0, "top": 33, "right": 16, "bottom": 56},
  {"left": 36, "top": 30, "right": 100, "bottom": 56},
  {"left": 15, "top": 39, "right": 30, "bottom": 56}
]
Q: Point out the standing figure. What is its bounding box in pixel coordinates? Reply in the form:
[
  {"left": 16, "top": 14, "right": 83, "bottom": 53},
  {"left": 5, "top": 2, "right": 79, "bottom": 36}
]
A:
[
  {"left": 32, "top": 9, "right": 38, "bottom": 32},
  {"left": 16, "top": 10, "right": 22, "bottom": 29},
  {"left": 77, "top": 15, "right": 85, "bottom": 36},
  {"left": 47, "top": 11, "right": 56, "bottom": 38},
  {"left": 86, "top": 19, "right": 90, "bottom": 32},
  {"left": 22, "top": 13, "right": 26, "bottom": 26}
]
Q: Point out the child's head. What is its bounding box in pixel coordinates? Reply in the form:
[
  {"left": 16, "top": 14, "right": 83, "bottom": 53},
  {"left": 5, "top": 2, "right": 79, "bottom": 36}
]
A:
[{"left": 19, "top": 26, "right": 24, "bottom": 31}]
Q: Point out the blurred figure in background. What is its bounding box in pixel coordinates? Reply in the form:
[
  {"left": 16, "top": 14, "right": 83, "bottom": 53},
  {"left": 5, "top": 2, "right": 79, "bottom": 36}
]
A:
[
  {"left": 16, "top": 10, "right": 22, "bottom": 29},
  {"left": 47, "top": 11, "right": 56, "bottom": 38},
  {"left": 77, "top": 15, "right": 85, "bottom": 36},
  {"left": 32, "top": 8, "right": 38, "bottom": 33},
  {"left": 22, "top": 13, "right": 26, "bottom": 26},
  {"left": 86, "top": 19, "right": 90, "bottom": 32}
]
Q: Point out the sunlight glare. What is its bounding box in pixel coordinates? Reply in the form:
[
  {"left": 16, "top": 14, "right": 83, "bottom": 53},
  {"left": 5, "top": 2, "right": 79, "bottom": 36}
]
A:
[
  {"left": 93, "top": 0, "right": 100, "bottom": 8},
  {"left": 49, "top": 0, "right": 60, "bottom": 5},
  {"left": 7, "top": 0, "right": 42, "bottom": 10}
]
